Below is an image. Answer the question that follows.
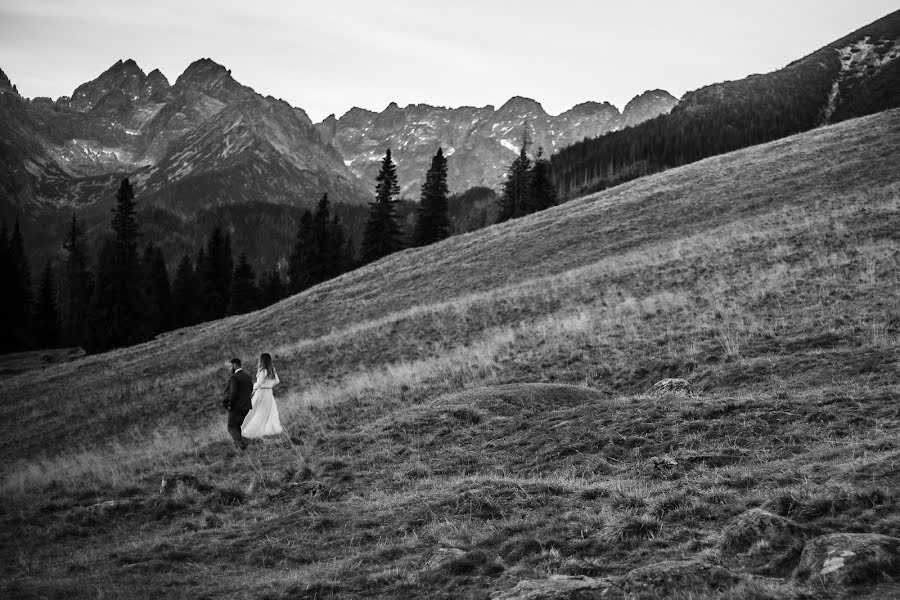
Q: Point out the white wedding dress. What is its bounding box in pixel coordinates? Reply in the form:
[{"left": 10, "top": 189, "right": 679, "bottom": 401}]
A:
[{"left": 241, "top": 369, "right": 283, "bottom": 438}]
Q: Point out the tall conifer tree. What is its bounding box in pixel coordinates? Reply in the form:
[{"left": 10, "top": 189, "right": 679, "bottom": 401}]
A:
[
  {"left": 288, "top": 210, "right": 315, "bottom": 293},
  {"left": 309, "top": 194, "right": 331, "bottom": 284},
  {"left": 260, "top": 267, "right": 285, "bottom": 306},
  {"left": 312, "top": 193, "right": 351, "bottom": 283},
  {"left": 171, "top": 254, "right": 199, "bottom": 328},
  {"left": 142, "top": 244, "right": 172, "bottom": 335},
  {"left": 529, "top": 147, "right": 558, "bottom": 212},
  {"left": 112, "top": 178, "right": 148, "bottom": 346},
  {"left": 327, "top": 214, "right": 351, "bottom": 276},
  {"left": 59, "top": 214, "right": 93, "bottom": 348},
  {"left": 497, "top": 131, "right": 533, "bottom": 223},
  {"left": 88, "top": 178, "right": 149, "bottom": 350},
  {"left": 8, "top": 220, "right": 33, "bottom": 350},
  {"left": 201, "top": 227, "right": 232, "bottom": 320},
  {"left": 287, "top": 196, "right": 352, "bottom": 293},
  {"left": 0, "top": 222, "right": 11, "bottom": 352},
  {"left": 229, "top": 253, "right": 259, "bottom": 315},
  {"left": 361, "top": 149, "right": 404, "bottom": 264},
  {"left": 87, "top": 239, "right": 115, "bottom": 351},
  {"left": 35, "top": 261, "right": 60, "bottom": 348},
  {"left": 413, "top": 147, "right": 451, "bottom": 247}
]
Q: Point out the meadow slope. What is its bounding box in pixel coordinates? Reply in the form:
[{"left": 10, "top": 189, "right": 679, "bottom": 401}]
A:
[{"left": 1, "top": 109, "right": 899, "bottom": 599}]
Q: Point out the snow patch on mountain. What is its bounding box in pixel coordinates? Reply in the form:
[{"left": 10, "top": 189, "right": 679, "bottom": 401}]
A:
[{"left": 500, "top": 139, "right": 519, "bottom": 154}]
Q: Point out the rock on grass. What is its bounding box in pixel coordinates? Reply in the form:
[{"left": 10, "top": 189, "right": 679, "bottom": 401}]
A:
[
  {"left": 489, "top": 574, "right": 611, "bottom": 600},
  {"left": 717, "top": 507, "right": 810, "bottom": 573},
  {"left": 621, "top": 559, "right": 744, "bottom": 594},
  {"left": 794, "top": 533, "right": 900, "bottom": 588}
]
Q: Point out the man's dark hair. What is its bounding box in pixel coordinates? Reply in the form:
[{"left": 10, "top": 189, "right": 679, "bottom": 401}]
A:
[{"left": 230, "top": 358, "right": 242, "bottom": 367}]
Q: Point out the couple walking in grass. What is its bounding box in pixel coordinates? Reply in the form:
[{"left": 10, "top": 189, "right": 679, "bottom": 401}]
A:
[{"left": 222, "top": 353, "right": 283, "bottom": 450}]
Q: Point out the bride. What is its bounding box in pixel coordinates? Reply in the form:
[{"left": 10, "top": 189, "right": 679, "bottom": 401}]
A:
[{"left": 241, "top": 352, "right": 283, "bottom": 438}]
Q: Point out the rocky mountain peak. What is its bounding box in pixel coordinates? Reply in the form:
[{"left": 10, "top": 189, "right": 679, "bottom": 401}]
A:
[
  {"left": 339, "top": 106, "right": 378, "bottom": 126},
  {"left": 176, "top": 58, "right": 232, "bottom": 88},
  {"left": 622, "top": 89, "right": 678, "bottom": 127},
  {"left": 69, "top": 58, "right": 152, "bottom": 111},
  {"left": 104, "top": 58, "right": 146, "bottom": 78},
  {"left": 316, "top": 113, "right": 338, "bottom": 145},
  {"left": 146, "top": 69, "right": 170, "bottom": 87},
  {"left": 145, "top": 68, "right": 171, "bottom": 101},
  {"left": 498, "top": 96, "right": 546, "bottom": 116},
  {"left": 562, "top": 101, "right": 620, "bottom": 118},
  {"left": 625, "top": 89, "right": 677, "bottom": 107}
]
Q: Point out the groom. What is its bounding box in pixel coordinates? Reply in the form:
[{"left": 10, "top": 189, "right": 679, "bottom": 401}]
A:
[{"left": 222, "top": 357, "right": 253, "bottom": 450}]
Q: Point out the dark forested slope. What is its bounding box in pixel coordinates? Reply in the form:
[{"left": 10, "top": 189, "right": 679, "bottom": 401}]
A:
[{"left": 551, "top": 10, "right": 900, "bottom": 197}]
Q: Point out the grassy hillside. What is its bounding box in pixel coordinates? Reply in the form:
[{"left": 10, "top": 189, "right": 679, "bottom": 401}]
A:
[{"left": 2, "top": 109, "right": 899, "bottom": 599}]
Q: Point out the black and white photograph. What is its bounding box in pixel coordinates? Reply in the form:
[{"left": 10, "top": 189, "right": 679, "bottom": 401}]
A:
[{"left": 1, "top": 0, "right": 899, "bottom": 597}]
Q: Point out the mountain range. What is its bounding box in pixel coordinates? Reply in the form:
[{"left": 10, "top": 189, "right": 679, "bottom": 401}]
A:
[
  {"left": 0, "top": 60, "right": 675, "bottom": 264},
  {"left": 0, "top": 58, "right": 365, "bottom": 212},
  {"left": 316, "top": 90, "right": 675, "bottom": 195},
  {"left": 3, "top": 8, "right": 898, "bottom": 268}
]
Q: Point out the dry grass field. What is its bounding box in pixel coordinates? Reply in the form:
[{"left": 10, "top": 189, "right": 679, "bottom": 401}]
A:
[{"left": 2, "top": 108, "right": 899, "bottom": 599}]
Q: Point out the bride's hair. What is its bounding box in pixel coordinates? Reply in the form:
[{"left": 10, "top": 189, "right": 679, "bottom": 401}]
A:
[{"left": 258, "top": 353, "right": 275, "bottom": 379}]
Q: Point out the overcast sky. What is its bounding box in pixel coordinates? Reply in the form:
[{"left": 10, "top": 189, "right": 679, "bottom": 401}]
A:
[{"left": 0, "top": 0, "right": 896, "bottom": 122}]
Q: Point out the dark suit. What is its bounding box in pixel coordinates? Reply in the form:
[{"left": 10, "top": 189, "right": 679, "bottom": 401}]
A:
[{"left": 223, "top": 368, "right": 254, "bottom": 448}]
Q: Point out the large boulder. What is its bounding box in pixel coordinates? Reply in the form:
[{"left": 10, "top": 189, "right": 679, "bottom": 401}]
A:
[
  {"left": 718, "top": 508, "right": 809, "bottom": 574},
  {"left": 794, "top": 533, "right": 900, "bottom": 588},
  {"left": 490, "top": 575, "right": 611, "bottom": 600},
  {"left": 621, "top": 560, "right": 743, "bottom": 594}
]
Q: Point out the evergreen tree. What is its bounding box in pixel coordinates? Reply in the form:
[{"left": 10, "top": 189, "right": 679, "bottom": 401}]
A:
[
  {"left": 195, "top": 246, "right": 207, "bottom": 286},
  {"left": 201, "top": 227, "right": 233, "bottom": 320},
  {"left": 288, "top": 196, "right": 354, "bottom": 293},
  {"left": 229, "top": 253, "right": 259, "bottom": 315},
  {"left": 141, "top": 244, "right": 172, "bottom": 335},
  {"left": 497, "top": 131, "right": 533, "bottom": 222},
  {"left": 313, "top": 194, "right": 351, "bottom": 282},
  {"left": 35, "top": 261, "right": 60, "bottom": 348},
  {"left": 224, "top": 233, "right": 234, "bottom": 282},
  {"left": 529, "top": 147, "right": 558, "bottom": 212},
  {"left": 412, "top": 147, "right": 451, "bottom": 247},
  {"left": 171, "top": 254, "right": 199, "bottom": 328},
  {"left": 88, "top": 178, "right": 150, "bottom": 351},
  {"left": 7, "top": 220, "right": 33, "bottom": 351},
  {"left": 361, "top": 149, "right": 405, "bottom": 263},
  {"left": 309, "top": 194, "right": 331, "bottom": 284},
  {"left": 59, "top": 214, "right": 93, "bottom": 348},
  {"left": 328, "top": 214, "right": 352, "bottom": 276},
  {"left": 87, "top": 239, "right": 115, "bottom": 351},
  {"left": 260, "top": 267, "right": 285, "bottom": 306},
  {"left": 0, "top": 222, "right": 11, "bottom": 352},
  {"left": 288, "top": 210, "right": 315, "bottom": 293}
]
